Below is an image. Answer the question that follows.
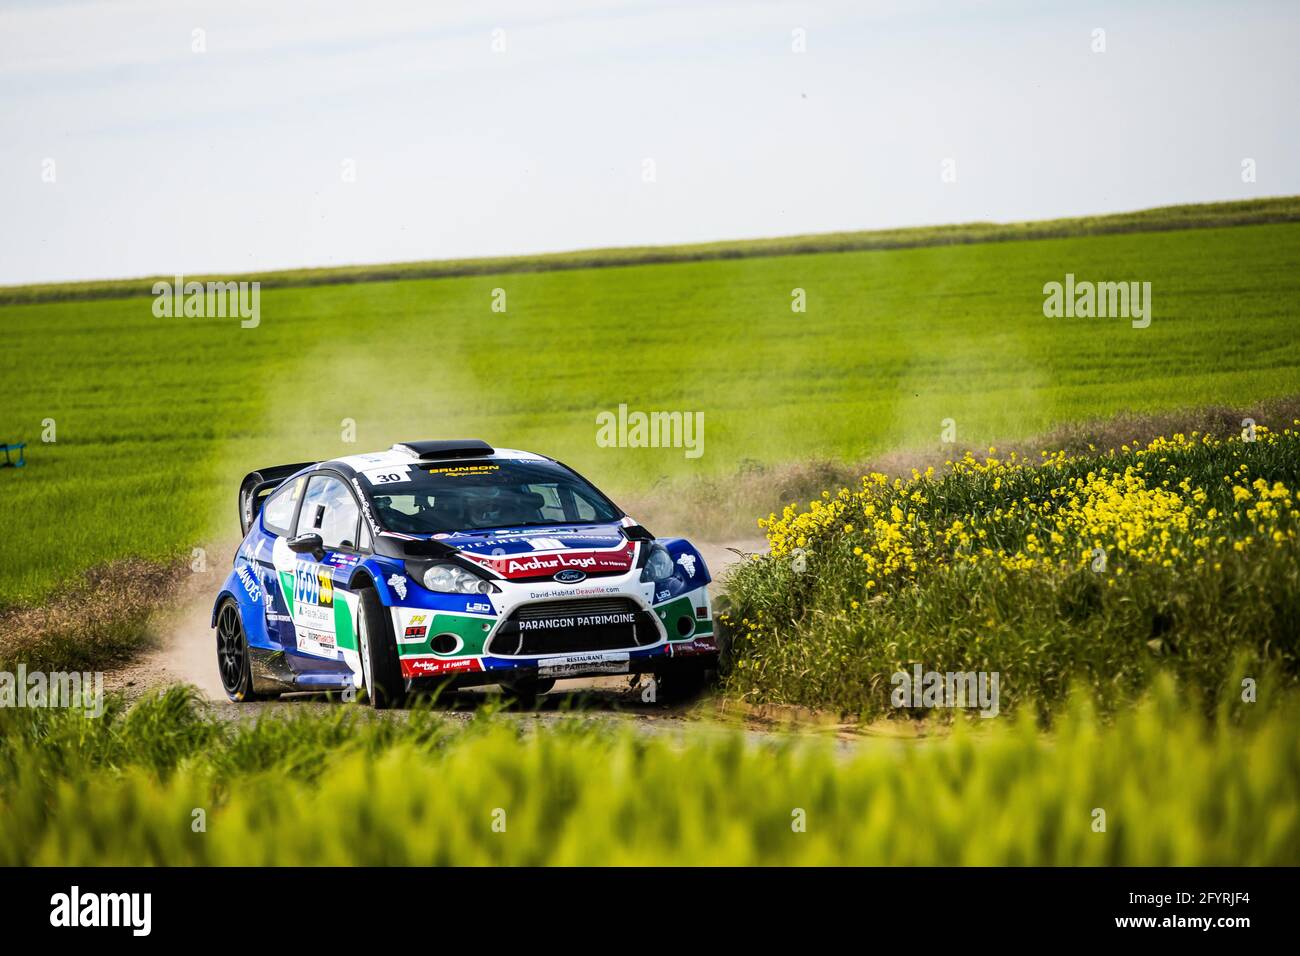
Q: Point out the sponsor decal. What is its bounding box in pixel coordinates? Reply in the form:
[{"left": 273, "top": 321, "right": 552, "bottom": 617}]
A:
[
  {"left": 236, "top": 565, "right": 261, "bottom": 602},
  {"left": 655, "top": 588, "right": 671, "bottom": 602},
  {"left": 328, "top": 552, "right": 359, "bottom": 568},
  {"left": 465, "top": 601, "right": 493, "bottom": 614},
  {"left": 525, "top": 584, "right": 624, "bottom": 600},
  {"left": 677, "top": 554, "right": 697, "bottom": 578},
  {"left": 297, "top": 603, "right": 333, "bottom": 627},
  {"left": 401, "top": 656, "right": 484, "bottom": 677},
  {"left": 466, "top": 541, "right": 635, "bottom": 580},
  {"left": 516, "top": 555, "right": 593, "bottom": 574},
  {"left": 351, "top": 477, "right": 381, "bottom": 534},
  {"left": 668, "top": 636, "right": 718, "bottom": 657},
  {"left": 517, "top": 612, "right": 637, "bottom": 631},
  {"left": 538, "top": 652, "right": 630, "bottom": 677},
  {"left": 286, "top": 560, "right": 343, "bottom": 657},
  {"left": 362, "top": 465, "right": 411, "bottom": 485},
  {"left": 293, "top": 564, "right": 332, "bottom": 606},
  {"left": 528, "top": 537, "right": 566, "bottom": 551},
  {"left": 490, "top": 527, "right": 610, "bottom": 539},
  {"left": 341, "top": 452, "right": 393, "bottom": 466},
  {"left": 403, "top": 613, "right": 429, "bottom": 640},
  {"left": 297, "top": 627, "right": 337, "bottom": 656},
  {"left": 387, "top": 573, "right": 408, "bottom": 600},
  {"left": 424, "top": 463, "right": 499, "bottom": 477},
  {"left": 553, "top": 568, "right": 587, "bottom": 583}
]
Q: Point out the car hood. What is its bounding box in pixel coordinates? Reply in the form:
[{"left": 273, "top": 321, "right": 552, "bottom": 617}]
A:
[{"left": 426, "top": 523, "right": 640, "bottom": 580}]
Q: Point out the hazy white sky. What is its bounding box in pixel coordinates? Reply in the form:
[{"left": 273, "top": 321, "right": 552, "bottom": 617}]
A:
[{"left": 1, "top": 0, "right": 1296, "bottom": 284}]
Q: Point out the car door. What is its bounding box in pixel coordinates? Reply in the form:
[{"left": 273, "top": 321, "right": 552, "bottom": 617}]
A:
[
  {"left": 248, "top": 474, "right": 306, "bottom": 650},
  {"left": 271, "top": 472, "right": 364, "bottom": 664}
]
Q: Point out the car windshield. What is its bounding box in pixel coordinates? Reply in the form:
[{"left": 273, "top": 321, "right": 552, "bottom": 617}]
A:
[{"left": 360, "top": 459, "right": 622, "bottom": 535}]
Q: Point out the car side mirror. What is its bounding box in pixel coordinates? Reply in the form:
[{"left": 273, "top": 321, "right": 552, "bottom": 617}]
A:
[{"left": 288, "top": 532, "right": 325, "bottom": 559}]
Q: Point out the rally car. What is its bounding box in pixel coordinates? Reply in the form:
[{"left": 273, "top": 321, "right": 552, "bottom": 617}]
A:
[{"left": 212, "top": 440, "right": 716, "bottom": 707}]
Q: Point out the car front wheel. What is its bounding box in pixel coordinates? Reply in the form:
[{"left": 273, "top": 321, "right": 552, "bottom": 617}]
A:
[
  {"left": 498, "top": 675, "right": 555, "bottom": 708},
  {"left": 357, "top": 586, "right": 405, "bottom": 709},
  {"left": 651, "top": 661, "right": 714, "bottom": 705}
]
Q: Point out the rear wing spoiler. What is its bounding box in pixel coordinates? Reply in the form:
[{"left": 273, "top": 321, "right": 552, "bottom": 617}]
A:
[{"left": 238, "top": 462, "right": 316, "bottom": 535}]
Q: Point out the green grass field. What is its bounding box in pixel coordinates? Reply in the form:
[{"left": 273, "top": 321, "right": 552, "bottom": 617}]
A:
[
  {"left": 5, "top": 195, "right": 1298, "bottom": 305},
  {"left": 2, "top": 204, "right": 1299, "bottom": 607},
  {"left": 1, "top": 681, "right": 1295, "bottom": 865},
  {"left": 2, "top": 201, "right": 1299, "bottom": 869}
]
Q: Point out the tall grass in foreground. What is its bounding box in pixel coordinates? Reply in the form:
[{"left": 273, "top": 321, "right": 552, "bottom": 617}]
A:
[
  {"left": 725, "top": 425, "right": 1300, "bottom": 717},
  {"left": 0, "top": 683, "right": 1296, "bottom": 865}
]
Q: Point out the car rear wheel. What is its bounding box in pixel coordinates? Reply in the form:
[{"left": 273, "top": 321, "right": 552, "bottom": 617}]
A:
[
  {"left": 216, "top": 598, "right": 264, "bottom": 702},
  {"left": 357, "top": 586, "right": 405, "bottom": 709}
]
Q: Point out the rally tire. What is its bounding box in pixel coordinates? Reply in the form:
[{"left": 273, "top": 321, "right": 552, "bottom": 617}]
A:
[
  {"left": 216, "top": 598, "right": 265, "bottom": 702},
  {"left": 357, "top": 585, "right": 405, "bottom": 709},
  {"left": 499, "top": 676, "right": 556, "bottom": 708},
  {"left": 652, "top": 662, "right": 713, "bottom": 705}
]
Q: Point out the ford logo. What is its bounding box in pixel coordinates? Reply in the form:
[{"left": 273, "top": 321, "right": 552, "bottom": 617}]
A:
[{"left": 553, "top": 569, "right": 587, "bottom": 583}]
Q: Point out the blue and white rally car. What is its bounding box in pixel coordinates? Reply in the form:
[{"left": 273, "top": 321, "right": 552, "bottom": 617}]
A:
[{"left": 213, "top": 440, "right": 716, "bottom": 707}]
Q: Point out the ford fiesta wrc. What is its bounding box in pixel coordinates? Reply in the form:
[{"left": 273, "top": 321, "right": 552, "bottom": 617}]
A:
[{"left": 212, "top": 440, "right": 717, "bottom": 707}]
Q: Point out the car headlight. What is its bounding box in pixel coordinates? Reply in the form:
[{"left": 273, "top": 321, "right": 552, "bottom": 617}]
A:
[
  {"left": 413, "top": 561, "right": 499, "bottom": 595},
  {"left": 640, "top": 544, "right": 675, "bottom": 583}
]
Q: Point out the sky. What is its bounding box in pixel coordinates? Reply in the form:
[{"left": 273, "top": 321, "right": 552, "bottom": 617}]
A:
[{"left": 1, "top": 0, "right": 1297, "bottom": 284}]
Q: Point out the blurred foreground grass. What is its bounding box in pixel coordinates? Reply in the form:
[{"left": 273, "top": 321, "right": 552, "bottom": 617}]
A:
[{"left": 1, "top": 681, "right": 1295, "bottom": 865}]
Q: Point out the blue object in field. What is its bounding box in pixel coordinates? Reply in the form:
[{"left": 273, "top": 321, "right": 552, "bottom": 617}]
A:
[{"left": 1, "top": 443, "right": 25, "bottom": 468}]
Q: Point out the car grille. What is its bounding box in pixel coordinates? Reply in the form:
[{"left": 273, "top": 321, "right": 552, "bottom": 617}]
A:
[{"left": 488, "top": 598, "right": 657, "bottom": 656}]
